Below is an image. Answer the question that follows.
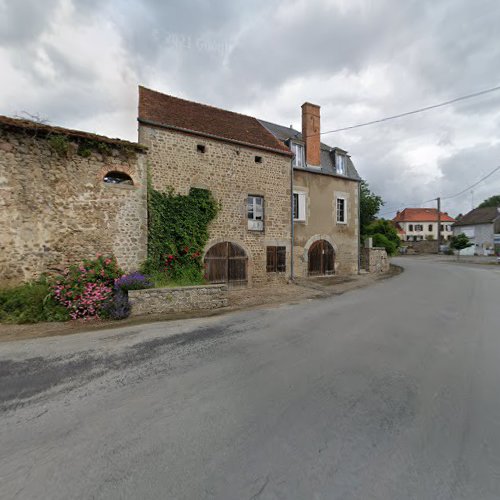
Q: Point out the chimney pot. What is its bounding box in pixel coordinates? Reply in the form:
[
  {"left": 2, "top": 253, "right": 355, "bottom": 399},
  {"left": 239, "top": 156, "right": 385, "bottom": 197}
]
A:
[{"left": 301, "top": 102, "right": 321, "bottom": 167}]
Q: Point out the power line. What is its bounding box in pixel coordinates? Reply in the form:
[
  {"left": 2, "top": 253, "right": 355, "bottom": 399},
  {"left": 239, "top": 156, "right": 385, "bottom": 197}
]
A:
[
  {"left": 377, "top": 164, "right": 500, "bottom": 217},
  {"left": 441, "top": 164, "right": 500, "bottom": 200},
  {"left": 315, "top": 84, "right": 500, "bottom": 137}
]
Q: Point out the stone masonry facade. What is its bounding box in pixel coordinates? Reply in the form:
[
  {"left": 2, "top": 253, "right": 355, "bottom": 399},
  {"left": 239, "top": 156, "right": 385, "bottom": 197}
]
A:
[
  {"left": 128, "top": 284, "right": 228, "bottom": 316},
  {"left": 139, "top": 124, "right": 292, "bottom": 286},
  {"left": 0, "top": 121, "right": 148, "bottom": 286},
  {"left": 293, "top": 170, "right": 359, "bottom": 276},
  {"left": 362, "top": 247, "right": 389, "bottom": 273}
]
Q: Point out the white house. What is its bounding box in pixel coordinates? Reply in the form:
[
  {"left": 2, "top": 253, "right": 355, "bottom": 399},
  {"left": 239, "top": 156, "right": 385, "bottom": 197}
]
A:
[
  {"left": 393, "top": 208, "right": 455, "bottom": 242},
  {"left": 453, "top": 206, "right": 500, "bottom": 256}
]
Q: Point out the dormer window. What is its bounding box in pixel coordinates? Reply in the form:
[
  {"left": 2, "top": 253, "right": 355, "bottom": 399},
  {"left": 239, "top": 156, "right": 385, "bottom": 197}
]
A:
[
  {"left": 291, "top": 143, "right": 305, "bottom": 168},
  {"left": 336, "top": 153, "right": 346, "bottom": 175}
]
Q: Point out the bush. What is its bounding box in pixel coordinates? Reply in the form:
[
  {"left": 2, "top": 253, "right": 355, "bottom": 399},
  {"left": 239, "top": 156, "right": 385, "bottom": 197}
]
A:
[
  {"left": 52, "top": 254, "right": 123, "bottom": 320},
  {"left": 365, "top": 219, "right": 401, "bottom": 256},
  {"left": 101, "top": 288, "right": 130, "bottom": 320},
  {"left": 114, "top": 272, "right": 153, "bottom": 291},
  {"left": 0, "top": 278, "right": 69, "bottom": 324},
  {"left": 372, "top": 233, "right": 398, "bottom": 256}
]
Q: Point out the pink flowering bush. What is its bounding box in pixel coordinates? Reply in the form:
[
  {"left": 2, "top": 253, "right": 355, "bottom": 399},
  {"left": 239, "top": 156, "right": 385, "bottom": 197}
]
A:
[{"left": 52, "top": 254, "right": 123, "bottom": 320}]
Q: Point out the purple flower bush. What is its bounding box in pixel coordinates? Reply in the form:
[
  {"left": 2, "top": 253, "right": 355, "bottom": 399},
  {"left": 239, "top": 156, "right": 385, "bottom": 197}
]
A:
[{"left": 114, "top": 272, "right": 153, "bottom": 291}]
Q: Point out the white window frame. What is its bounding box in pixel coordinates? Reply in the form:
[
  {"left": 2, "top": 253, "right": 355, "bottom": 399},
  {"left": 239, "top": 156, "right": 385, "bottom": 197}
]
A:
[
  {"left": 247, "top": 195, "right": 264, "bottom": 231},
  {"left": 291, "top": 143, "right": 305, "bottom": 168},
  {"left": 336, "top": 153, "right": 346, "bottom": 175},
  {"left": 336, "top": 196, "right": 347, "bottom": 224},
  {"left": 293, "top": 191, "right": 307, "bottom": 222}
]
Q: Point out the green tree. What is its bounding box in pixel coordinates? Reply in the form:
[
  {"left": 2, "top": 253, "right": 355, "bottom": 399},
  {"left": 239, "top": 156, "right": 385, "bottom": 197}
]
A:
[
  {"left": 449, "top": 233, "right": 473, "bottom": 259},
  {"left": 360, "top": 181, "right": 383, "bottom": 235},
  {"left": 478, "top": 195, "right": 500, "bottom": 208},
  {"left": 365, "top": 219, "right": 401, "bottom": 256}
]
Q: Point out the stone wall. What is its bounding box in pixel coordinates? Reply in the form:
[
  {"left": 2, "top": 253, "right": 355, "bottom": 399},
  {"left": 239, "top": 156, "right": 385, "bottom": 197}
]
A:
[
  {"left": 139, "top": 124, "right": 292, "bottom": 286},
  {"left": 402, "top": 240, "right": 439, "bottom": 254},
  {"left": 362, "top": 247, "right": 389, "bottom": 273},
  {"left": 293, "top": 170, "right": 359, "bottom": 276},
  {"left": 0, "top": 120, "right": 148, "bottom": 286},
  {"left": 128, "top": 284, "right": 228, "bottom": 316}
]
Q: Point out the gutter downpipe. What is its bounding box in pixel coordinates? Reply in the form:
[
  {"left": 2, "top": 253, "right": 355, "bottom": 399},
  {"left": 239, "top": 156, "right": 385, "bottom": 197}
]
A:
[
  {"left": 358, "top": 180, "right": 361, "bottom": 274},
  {"left": 290, "top": 154, "right": 295, "bottom": 282}
]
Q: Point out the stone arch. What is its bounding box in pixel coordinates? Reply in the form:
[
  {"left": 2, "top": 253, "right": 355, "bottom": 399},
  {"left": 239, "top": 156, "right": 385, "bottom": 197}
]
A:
[
  {"left": 98, "top": 164, "right": 138, "bottom": 187},
  {"left": 203, "top": 238, "right": 252, "bottom": 286},
  {"left": 303, "top": 234, "right": 338, "bottom": 275}
]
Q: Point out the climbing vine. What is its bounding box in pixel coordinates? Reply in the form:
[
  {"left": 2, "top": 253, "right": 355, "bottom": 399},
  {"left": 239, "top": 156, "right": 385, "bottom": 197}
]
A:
[
  {"left": 145, "top": 184, "right": 219, "bottom": 282},
  {"left": 46, "top": 133, "right": 136, "bottom": 160}
]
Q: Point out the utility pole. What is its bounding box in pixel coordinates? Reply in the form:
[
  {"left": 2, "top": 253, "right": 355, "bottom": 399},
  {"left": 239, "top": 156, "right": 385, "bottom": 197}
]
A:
[{"left": 437, "top": 197, "right": 441, "bottom": 253}]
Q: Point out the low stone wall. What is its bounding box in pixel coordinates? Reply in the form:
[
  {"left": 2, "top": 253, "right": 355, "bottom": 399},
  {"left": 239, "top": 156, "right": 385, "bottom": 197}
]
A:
[
  {"left": 402, "top": 240, "right": 439, "bottom": 254},
  {"left": 362, "top": 247, "right": 389, "bottom": 273},
  {"left": 128, "top": 284, "right": 228, "bottom": 316}
]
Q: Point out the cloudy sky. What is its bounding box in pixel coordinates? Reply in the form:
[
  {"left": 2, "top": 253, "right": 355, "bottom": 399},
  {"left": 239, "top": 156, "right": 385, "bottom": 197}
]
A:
[{"left": 2, "top": 0, "right": 500, "bottom": 217}]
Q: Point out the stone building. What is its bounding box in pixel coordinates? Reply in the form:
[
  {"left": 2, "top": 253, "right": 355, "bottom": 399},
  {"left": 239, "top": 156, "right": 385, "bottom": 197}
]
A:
[
  {"left": 261, "top": 104, "right": 362, "bottom": 276},
  {"left": 0, "top": 116, "right": 147, "bottom": 286},
  {"left": 138, "top": 86, "right": 293, "bottom": 286}
]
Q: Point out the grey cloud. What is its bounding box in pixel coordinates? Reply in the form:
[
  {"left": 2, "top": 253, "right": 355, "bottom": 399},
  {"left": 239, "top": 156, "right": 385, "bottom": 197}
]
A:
[
  {"left": 2, "top": 0, "right": 500, "bottom": 216},
  {"left": 0, "top": 0, "right": 61, "bottom": 46}
]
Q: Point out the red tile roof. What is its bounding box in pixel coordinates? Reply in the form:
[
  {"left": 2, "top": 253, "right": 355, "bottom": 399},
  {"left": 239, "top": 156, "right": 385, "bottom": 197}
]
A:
[
  {"left": 392, "top": 208, "right": 456, "bottom": 223},
  {"left": 138, "top": 86, "right": 292, "bottom": 156}
]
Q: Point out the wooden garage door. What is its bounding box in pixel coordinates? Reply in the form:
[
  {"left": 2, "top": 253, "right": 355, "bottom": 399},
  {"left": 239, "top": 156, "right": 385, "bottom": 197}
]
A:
[
  {"left": 204, "top": 242, "right": 248, "bottom": 286},
  {"left": 308, "top": 240, "right": 335, "bottom": 276}
]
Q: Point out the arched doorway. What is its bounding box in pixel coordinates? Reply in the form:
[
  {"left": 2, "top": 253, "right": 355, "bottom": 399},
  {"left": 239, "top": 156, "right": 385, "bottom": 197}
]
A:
[
  {"left": 308, "top": 240, "right": 335, "bottom": 276},
  {"left": 204, "top": 242, "right": 248, "bottom": 286}
]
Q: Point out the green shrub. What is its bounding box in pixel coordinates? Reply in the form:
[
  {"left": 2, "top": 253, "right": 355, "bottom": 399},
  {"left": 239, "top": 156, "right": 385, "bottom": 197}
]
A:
[
  {"left": 372, "top": 233, "right": 398, "bottom": 256},
  {"left": 147, "top": 185, "right": 219, "bottom": 281},
  {"left": 48, "top": 135, "right": 70, "bottom": 157},
  {"left": 0, "top": 278, "right": 70, "bottom": 324}
]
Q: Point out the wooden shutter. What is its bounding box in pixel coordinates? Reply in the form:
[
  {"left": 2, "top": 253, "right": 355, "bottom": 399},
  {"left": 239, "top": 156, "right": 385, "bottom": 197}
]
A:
[
  {"left": 266, "top": 246, "right": 277, "bottom": 272},
  {"left": 277, "top": 246, "right": 286, "bottom": 272}
]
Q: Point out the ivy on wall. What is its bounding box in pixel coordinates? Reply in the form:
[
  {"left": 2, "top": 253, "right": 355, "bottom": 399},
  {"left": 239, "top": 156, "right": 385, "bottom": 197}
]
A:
[
  {"left": 145, "top": 185, "right": 219, "bottom": 282},
  {"left": 47, "top": 133, "right": 137, "bottom": 160}
]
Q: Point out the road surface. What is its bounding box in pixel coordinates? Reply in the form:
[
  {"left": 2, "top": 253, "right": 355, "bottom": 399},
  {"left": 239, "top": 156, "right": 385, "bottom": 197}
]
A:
[{"left": 1, "top": 257, "right": 500, "bottom": 499}]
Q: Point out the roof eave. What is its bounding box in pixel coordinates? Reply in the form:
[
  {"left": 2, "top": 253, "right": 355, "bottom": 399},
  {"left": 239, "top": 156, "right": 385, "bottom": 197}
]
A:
[{"left": 138, "top": 118, "right": 293, "bottom": 157}]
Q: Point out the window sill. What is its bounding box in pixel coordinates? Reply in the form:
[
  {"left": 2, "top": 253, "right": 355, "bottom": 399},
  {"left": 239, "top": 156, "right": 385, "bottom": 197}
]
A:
[{"left": 103, "top": 183, "right": 136, "bottom": 190}]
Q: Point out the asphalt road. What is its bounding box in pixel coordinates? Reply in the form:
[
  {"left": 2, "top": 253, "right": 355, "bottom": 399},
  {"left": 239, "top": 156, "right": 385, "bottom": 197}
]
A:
[{"left": 1, "top": 257, "right": 500, "bottom": 499}]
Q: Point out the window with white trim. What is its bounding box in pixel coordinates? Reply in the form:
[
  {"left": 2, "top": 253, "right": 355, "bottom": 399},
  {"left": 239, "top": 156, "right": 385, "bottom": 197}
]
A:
[
  {"left": 247, "top": 195, "right": 264, "bottom": 231},
  {"left": 291, "top": 143, "right": 305, "bottom": 168},
  {"left": 293, "top": 191, "right": 306, "bottom": 221},
  {"left": 336, "top": 197, "right": 347, "bottom": 223},
  {"left": 336, "top": 154, "right": 346, "bottom": 175}
]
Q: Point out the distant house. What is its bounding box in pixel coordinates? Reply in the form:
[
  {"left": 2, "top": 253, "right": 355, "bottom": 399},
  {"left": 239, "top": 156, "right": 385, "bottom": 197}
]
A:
[
  {"left": 452, "top": 206, "right": 500, "bottom": 256},
  {"left": 393, "top": 208, "right": 455, "bottom": 242}
]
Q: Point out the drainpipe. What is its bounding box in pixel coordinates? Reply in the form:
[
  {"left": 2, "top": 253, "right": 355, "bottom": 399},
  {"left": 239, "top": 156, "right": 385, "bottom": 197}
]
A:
[
  {"left": 290, "top": 154, "right": 295, "bottom": 282},
  {"left": 358, "top": 180, "right": 361, "bottom": 274}
]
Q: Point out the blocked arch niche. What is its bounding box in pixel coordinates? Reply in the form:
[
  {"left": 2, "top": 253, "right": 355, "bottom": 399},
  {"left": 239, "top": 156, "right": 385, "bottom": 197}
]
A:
[
  {"left": 203, "top": 239, "right": 251, "bottom": 287},
  {"left": 304, "top": 234, "right": 338, "bottom": 276}
]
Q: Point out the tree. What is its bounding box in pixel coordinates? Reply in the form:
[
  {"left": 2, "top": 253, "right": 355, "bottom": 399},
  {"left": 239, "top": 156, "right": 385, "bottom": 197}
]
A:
[
  {"left": 365, "top": 219, "right": 400, "bottom": 256},
  {"left": 360, "top": 181, "right": 383, "bottom": 235},
  {"left": 449, "top": 233, "right": 473, "bottom": 259},
  {"left": 478, "top": 195, "right": 500, "bottom": 208}
]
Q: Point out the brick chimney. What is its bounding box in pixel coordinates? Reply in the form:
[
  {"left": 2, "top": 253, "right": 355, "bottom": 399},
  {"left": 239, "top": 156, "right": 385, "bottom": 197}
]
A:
[{"left": 301, "top": 102, "right": 321, "bottom": 167}]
